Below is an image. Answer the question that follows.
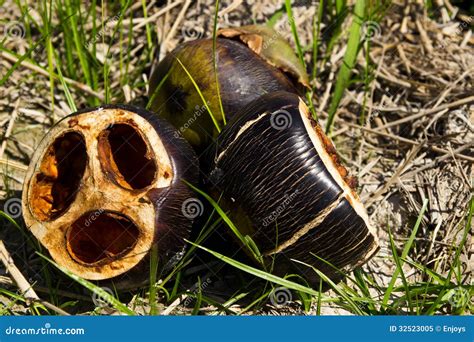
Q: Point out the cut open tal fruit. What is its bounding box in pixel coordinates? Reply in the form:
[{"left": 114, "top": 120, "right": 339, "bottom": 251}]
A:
[
  {"left": 207, "top": 91, "right": 379, "bottom": 285},
  {"left": 22, "top": 105, "right": 198, "bottom": 288}
]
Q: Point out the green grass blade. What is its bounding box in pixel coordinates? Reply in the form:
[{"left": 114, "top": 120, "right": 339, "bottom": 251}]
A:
[
  {"left": 198, "top": 295, "right": 239, "bottom": 315},
  {"left": 169, "top": 271, "right": 182, "bottom": 301},
  {"left": 285, "top": 0, "right": 305, "bottom": 68},
  {"left": 189, "top": 242, "right": 320, "bottom": 297},
  {"left": 325, "top": 0, "right": 365, "bottom": 133},
  {"left": 403, "top": 259, "right": 447, "bottom": 285},
  {"left": 175, "top": 58, "right": 221, "bottom": 132},
  {"left": 146, "top": 69, "right": 170, "bottom": 110},
  {"left": 46, "top": 32, "right": 55, "bottom": 116},
  {"left": 212, "top": 0, "right": 226, "bottom": 125},
  {"left": 448, "top": 195, "right": 473, "bottom": 284},
  {"left": 353, "top": 269, "right": 377, "bottom": 313},
  {"left": 322, "top": 11, "right": 348, "bottom": 66},
  {"left": 64, "top": 0, "right": 92, "bottom": 87},
  {"left": 191, "top": 277, "right": 203, "bottom": 315},
  {"left": 141, "top": 0, "right": 153, "bottom": 54},
  {"left": 220, "top": 292, "right": 248, "bottom": 313},
  {"left": 292, "top": 259, "right": 365, "bottom": 315},
  {"left": 316, "top": 279, "right": 323, "bottom": 315},
  {"left": 160, "top": 213, "right": 222, "bottom": 287},
  {"left": 184, "top": 181, "right": 263, "bottom": 265},
  {"left": 239, "top": 292, "right": 268, "bottom": 315},
  {"left": 0, "top": 40, "right": 44, "bottom": 86},
  {"left": 335, "top": 0, "right": 347, "bottom": 15},
  {"left": 426, "top": 195, "right": 473, "bottom": 314},
  {"left": 388, "top": 226, "right": 413, "bottom": 313},
  {"left": 382, "top": 198, "right": 428, "bottom": 306},
  {"left": 285, "top": 0, "right": 317, "bottom": 118},
  {"left": 122, "top": 7, "right": 135, "bottom": 86},
  {"left": 38, "top": 253, "right": 135, "bottom": 315},
  {"left": 54, "top": 53, "right": 77, "bottom": 112},
  {"left": 267, "top": 11, "right": 284, "bottom": 27},
  {"left": 42, "top": 0, "right": 55, "bottom": 116},
  {"left": 0, "top": 211, "right": 23, "bottom": 231},
  {"left": 148, "top": 243, "right": 159, "bottom": 315},
  {"left": 311, "top": 0, "right": 324, "bottom": 82}
]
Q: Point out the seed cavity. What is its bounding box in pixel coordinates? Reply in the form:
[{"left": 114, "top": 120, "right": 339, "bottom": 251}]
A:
[
  {"left": 30, "top": 132, "right": 87, "bottom": 221},
  {"left": 98, "top": 123, "right": 157, "bottom": 190},
  {"left": 66, "top": 211, "right": 140, "bottom": 265}
]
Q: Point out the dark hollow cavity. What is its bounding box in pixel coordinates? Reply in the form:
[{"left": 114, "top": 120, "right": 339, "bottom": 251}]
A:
[
  {"left": 30, "top": 131, "right": 87, "bottom": 221},
  {"left": 99, "top": 123, "right": 157, "bottom": 190},
  {"left": 67, "top": 211, "right": 140, "bottom": 264}
]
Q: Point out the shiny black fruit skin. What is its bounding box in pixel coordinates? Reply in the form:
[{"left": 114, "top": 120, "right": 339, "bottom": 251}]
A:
[{"left": 206, "top": 92, "right": 379, "bottom": 285}]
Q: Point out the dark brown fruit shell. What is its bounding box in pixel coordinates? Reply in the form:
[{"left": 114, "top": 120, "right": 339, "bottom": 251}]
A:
[
  {"left": 148, "top": 38, "right": 299, "bottom": 150},
  {"left": 207, "top": 92, "right": 379, "bottom": 284}
]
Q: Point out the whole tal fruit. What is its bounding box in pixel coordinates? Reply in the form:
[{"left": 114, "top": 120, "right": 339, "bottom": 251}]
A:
[
  {"left": 206, "top": 91, "right": 379, "bottom": 285},
  {"left": 21, "top": 105, "right": 198, "bottom": 289},
  {"left": 148, "top": 25, "right": 310, "bottom": 150}
]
